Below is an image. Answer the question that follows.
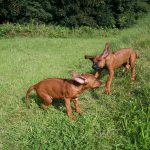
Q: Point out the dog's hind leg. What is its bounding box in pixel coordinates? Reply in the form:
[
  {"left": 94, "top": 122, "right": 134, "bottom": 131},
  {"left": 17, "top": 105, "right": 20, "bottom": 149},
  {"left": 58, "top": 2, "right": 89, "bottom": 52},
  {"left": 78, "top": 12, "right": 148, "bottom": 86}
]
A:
[
  {"left": 130, "top": 54, "right": 136, "bottom": 80},
  {"left": 38, "top": 93, "right": 53, "bottom": 109},
  {"left": 122, "top": 61, "right": 130, "bottom": 73},
  {"left": 125, "top": 63, "right": 130, "bottom": 72}
]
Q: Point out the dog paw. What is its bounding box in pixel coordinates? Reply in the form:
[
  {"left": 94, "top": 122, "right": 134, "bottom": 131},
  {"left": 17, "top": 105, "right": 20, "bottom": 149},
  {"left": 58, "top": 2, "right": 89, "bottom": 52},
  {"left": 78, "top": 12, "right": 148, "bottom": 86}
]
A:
[
  {"left": 41, "top": 104, "right": 48, "bottom": 109},
  {"left": 131, "top": 77, "right": 135, "bottom": 81},
  {"left": 76, "top": 109, "right": 81, "bottom": 114},
  {"left": 70, "top": 115, "right": 76, "bottom": 120},
  {"left": 104, "top": 88, "right": 110, "bottom": 94}
]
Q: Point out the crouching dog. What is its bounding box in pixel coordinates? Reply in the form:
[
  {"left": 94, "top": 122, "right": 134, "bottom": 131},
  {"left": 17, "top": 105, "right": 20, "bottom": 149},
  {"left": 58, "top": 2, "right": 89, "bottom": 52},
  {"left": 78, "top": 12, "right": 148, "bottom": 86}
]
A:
[{"left": 26, "top": 73, "right": 102, "bottom": 120}]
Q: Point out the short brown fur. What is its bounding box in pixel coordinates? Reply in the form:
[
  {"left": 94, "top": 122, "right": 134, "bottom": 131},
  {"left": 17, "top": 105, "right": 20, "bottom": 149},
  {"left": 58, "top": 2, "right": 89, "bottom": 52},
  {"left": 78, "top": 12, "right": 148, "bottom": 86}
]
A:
[
  {"left": 85, "top": 43, "right": 138, "bottom": 94},
  {"left": 26, "top": 73, "right": 101, "bottom": 119}
]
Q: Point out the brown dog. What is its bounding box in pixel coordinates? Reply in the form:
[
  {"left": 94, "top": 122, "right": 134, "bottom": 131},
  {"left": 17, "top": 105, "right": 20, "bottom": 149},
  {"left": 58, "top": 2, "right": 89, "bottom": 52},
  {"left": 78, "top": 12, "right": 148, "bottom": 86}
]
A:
[
  {"left": 85, "top": 43, "right": 138, "bottom": 94},
  {"left": 26, "top": 73, "right": 101, "bottom": 119}
]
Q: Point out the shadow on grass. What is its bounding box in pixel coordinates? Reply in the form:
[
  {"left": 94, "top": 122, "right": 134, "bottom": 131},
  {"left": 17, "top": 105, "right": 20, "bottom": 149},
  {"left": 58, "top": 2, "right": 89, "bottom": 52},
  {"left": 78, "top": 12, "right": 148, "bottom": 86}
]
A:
[
  {"left": 89, "top": 89, "right": 101, "bottom": 100},
  {"left": 22, "top": 95, "right": 42, "bottom": 108},
  {"left": 22, "top": 95, "right": 76, "bottom": 114}
]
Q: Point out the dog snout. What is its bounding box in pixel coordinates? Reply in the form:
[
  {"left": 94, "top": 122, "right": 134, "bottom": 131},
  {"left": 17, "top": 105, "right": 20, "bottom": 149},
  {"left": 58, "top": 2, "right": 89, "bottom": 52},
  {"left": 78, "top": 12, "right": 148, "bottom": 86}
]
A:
[{"left": 92, "top": 64, "right": 99, "bottom": 70}]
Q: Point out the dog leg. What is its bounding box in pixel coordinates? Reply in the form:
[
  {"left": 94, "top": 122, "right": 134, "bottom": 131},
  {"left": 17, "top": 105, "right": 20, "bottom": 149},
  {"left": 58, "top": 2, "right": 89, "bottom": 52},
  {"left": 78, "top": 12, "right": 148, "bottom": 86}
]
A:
[
  {"left": 73, "top": 98, "right": 81, "bottom": 114},
  {"left": 130, "top": 54, "right": 136, "bottom": 80},
  {"left": 65, "top": 98, "right": 76, "bottom": 120},
  {"left": 123, "top": 64, "right": 130, "bottom": 73},
  {"left": 122, "top": 62, "right": 130, "bottom": 73},
  {"left": 38, "top": 93, "right": 52, "bottom": 109},
  {"left": 104, "top": 69, "right": 114, "bottom": 94},
  {"left": 131, "top": 66, "right": 136, "bottom": 80},
  {"left": 125, "top": 64, "right": 130, "bottom": 72}
]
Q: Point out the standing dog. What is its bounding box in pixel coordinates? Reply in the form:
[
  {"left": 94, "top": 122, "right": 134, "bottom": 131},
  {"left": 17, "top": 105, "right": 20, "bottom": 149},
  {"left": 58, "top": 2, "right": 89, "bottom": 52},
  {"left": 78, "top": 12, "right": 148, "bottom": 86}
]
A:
[
  {"left": 85, "top": 43, "right": 138, "bottom": 94},
  {"left": 26, "top": 73, "right": 101, "bottom": 119}
]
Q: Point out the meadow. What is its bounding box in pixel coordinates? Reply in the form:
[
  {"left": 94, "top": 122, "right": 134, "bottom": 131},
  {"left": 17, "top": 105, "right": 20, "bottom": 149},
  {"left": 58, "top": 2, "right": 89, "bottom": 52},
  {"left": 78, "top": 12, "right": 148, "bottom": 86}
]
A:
[{"left": 0, "top": 15, "right": 150, "bottom": 150}]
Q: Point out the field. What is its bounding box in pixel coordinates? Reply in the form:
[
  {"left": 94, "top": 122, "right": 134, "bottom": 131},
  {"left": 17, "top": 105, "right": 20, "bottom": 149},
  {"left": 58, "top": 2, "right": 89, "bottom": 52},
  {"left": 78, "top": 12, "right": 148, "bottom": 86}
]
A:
[{"left": 0, "top": 16, "right": 150, "bottom": 150}]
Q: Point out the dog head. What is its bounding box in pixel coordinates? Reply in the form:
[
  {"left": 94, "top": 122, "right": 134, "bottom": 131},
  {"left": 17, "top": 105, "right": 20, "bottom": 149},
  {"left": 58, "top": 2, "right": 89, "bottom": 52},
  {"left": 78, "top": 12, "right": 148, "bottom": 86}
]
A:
[
  {"left": 72, "top": 72, "right": 102, "bottom": 88},
  {"left": 85, "top": 43, "right": 110, "bottom": 70}
]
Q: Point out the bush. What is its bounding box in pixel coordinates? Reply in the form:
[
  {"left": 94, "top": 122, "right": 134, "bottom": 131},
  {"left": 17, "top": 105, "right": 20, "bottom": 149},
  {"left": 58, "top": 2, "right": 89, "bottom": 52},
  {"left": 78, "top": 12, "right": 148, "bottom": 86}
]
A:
[{"left": 0, "top": 22, "right": 120, "bottom": 38}]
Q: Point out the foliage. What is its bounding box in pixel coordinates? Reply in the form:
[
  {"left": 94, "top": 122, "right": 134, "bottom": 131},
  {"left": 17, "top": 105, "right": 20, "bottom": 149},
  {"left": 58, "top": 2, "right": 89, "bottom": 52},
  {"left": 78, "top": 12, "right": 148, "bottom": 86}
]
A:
[
  {"left": 0, "top": 0, "right": 149, "bottom": 28},
  {"left": 0, "top": 21, "right": 120, "bottom": 38}
]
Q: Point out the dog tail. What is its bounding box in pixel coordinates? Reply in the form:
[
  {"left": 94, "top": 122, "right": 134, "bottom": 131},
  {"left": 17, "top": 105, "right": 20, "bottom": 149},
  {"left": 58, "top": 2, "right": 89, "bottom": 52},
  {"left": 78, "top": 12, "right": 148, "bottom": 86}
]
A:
[{"left": 25, "top": 85, "right": 35, "bottom": 108}]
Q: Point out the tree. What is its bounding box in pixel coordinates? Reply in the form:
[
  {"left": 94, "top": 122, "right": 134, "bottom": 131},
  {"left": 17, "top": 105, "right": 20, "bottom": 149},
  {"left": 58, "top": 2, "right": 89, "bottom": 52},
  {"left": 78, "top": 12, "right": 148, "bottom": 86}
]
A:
[{"left": 0, "top": 0, "right": 149, "bottom": 28}]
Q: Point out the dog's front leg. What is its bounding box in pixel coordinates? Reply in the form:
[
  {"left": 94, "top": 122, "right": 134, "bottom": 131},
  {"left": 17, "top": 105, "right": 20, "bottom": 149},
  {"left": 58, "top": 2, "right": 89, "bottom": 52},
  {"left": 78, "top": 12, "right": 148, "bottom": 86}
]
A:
[
  {"left": 65, "top": 98, "right": 76, "bottom": 120},
  {"left": 73, "top": 98, "right": 81, "bottom": 115},
  {"left": 104, "top": 69, "right": 114, "bottom": 94}
]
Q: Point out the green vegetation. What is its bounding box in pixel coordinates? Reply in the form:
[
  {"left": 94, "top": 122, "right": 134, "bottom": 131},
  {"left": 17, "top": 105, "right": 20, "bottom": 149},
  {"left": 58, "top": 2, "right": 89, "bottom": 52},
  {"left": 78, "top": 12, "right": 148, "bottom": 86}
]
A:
[
  {"left": 0, "top": 22, "right": 120, "bottom": 38},
  {"left": 0, "top": 15, "right": 150, "bottom": 150},
  {"left": 0, "top": 0, "right": 149, "bottom": 28}
]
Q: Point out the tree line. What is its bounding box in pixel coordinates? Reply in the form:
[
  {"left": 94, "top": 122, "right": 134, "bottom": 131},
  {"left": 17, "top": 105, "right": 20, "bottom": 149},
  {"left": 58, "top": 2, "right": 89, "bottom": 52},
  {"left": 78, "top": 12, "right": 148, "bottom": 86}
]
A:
[{"left": 0, "top": 0, "right": 149, "bottom": 28}]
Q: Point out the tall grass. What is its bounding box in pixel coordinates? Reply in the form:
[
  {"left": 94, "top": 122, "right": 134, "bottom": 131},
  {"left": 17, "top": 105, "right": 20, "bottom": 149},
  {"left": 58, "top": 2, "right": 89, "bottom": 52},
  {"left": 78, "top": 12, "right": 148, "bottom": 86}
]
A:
[
  {"left": 0, "top": 21, "right": 120, "bottom": 38},
  {"left": 0, "top": 15, "right": 150, "bottom": 150}
]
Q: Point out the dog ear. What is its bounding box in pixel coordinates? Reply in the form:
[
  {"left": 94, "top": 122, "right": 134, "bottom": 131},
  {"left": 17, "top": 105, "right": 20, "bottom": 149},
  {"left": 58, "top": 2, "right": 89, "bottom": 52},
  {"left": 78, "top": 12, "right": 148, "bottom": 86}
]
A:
[
  {"left": 85, "top": 55, "right": 95, "bottom": 61},
  {"left": 72, "top": 73, "right": 87, "bottom": 84},
  {"left": 102, "top": 43, "right": 110, "bottom": 58}
]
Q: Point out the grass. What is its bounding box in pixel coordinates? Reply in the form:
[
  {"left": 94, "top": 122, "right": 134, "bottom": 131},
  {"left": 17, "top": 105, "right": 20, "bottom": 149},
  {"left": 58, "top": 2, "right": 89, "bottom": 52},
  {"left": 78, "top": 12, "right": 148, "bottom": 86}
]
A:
[
  {"left": 0, "top": 15, "right": 150, "bottom": 150},
  {"left": 0, "top": 22, "right": 119, "bottom": 38}
]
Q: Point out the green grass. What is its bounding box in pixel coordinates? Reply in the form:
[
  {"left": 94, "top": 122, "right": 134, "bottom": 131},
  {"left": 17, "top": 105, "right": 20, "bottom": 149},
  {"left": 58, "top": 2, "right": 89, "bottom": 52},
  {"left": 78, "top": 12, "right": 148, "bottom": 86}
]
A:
[{"left": 0, "top": 15, "right": 150, "bottom": 150}]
